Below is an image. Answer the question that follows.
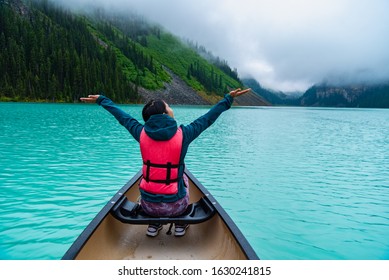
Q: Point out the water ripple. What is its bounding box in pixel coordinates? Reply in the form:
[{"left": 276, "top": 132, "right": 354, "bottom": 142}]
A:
[{"left": 1, "top": 104, "right": 388, "bottom": 259}]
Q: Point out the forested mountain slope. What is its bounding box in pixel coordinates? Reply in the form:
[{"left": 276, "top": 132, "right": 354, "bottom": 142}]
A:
[{"left": 1, "top": 0, "right": 266, "bottom": 105}]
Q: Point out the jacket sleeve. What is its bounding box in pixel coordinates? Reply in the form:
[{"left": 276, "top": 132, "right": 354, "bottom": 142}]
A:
[
  {"left": 181, "top": 94, "right": 233, "bottom": 144},
  {"left": 97, "top": 95, "right": 143, "bottom": 142}
]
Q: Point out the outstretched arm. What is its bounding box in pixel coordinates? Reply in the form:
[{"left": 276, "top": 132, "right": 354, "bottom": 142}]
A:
[
  {"left": 80, "top": 94, "right": 143, "bottom": 142},
  {"left": 182, "top": 88, "right": 251, "bottom": 144}
]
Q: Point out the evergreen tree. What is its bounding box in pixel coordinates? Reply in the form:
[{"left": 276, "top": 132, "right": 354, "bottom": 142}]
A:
[{"left": 0, "top": 0, "right": 138, "bottom": 102}]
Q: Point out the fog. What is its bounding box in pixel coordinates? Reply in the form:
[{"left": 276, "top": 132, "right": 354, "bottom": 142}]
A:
[{"left": 56, "top": 0, "right": 389, "bottom": 92}]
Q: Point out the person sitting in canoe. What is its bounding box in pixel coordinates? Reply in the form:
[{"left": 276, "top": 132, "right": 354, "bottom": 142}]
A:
[{"left": 80, "top": 88, "right": 250, "bottom": 237}]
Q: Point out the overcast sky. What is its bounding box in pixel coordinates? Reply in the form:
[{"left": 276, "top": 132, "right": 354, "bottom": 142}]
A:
[{"left": 60, "top": 0, "right": 389, "bottom": 92}]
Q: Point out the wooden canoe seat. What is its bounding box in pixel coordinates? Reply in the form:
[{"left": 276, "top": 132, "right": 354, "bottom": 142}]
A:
[{"left": 111, "top": 196, "right": 216, "bottom": 225}]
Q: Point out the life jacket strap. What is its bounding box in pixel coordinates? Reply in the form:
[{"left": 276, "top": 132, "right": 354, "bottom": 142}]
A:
[
  {"left": 143, "top": 161, "right": 181, "bottom": 168},
  {"left": 146, "top": 160, "right": 151, "bottom": 182},
  {"left": 143, "top": 160, "right": 184, "bottom": 184},
  {"left": 166, "top": 162, "right": 171, "bottom": 185}
]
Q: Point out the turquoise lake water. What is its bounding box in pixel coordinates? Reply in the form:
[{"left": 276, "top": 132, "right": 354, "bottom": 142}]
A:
[{"left": 0, "top": 102, "right": 388, "bottom": 260}]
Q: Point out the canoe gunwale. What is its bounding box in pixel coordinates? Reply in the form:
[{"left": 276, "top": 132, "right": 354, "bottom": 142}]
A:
[
  {"left": 62, "top": 169, "right": 259, "bottom": 260},
  {"left": 62, "top": 170, "right": 143, "bottom": 260},
  {"left": 184, "top": 169, "right": 259, "bottom": 260}
]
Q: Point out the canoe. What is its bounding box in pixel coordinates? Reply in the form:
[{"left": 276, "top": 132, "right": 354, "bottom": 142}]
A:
[{"left": 62, "top": 169, "right": 259, "bottom": 260}]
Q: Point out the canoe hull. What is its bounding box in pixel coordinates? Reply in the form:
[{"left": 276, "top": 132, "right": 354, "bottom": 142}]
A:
[{"left": 62, "top": 169, "right": 259, "bottom": 260}]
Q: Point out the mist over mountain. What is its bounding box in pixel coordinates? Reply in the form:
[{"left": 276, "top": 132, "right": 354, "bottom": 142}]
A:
[
  {"left": 1, "top": 0, "right": 388, "bottom": 107},
  {"left": 298, "top": 83, "right": 389, "bottom": 108},
  {"left": 242, "top": 78, "right": 301, "bottom": 106},
  {"left": 243, "top": 76, "right": 389, "bottom": 108},
  {"left": 57, "top": 0, "right": 389, "bottom": 93},
  {"left": 1, "top": 0, "right": 268, "bottom": 105}
]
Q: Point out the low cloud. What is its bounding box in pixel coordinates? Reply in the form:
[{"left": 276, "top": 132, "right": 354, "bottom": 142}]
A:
[{"left": 58, "top": 0, "right": 389, "bottom": 92}]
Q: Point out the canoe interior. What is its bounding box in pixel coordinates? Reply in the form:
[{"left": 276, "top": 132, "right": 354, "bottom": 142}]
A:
[{"left": 74, "top": 175, "right": 249, "bottom": 260}]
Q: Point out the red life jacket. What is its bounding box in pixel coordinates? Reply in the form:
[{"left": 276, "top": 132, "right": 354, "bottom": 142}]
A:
[{"left": 139, "top": 127, "right": 183, "bottom": 195}]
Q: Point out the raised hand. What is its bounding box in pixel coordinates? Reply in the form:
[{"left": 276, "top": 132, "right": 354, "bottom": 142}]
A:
[
  {"left": 80, "top": 95, "right": 100, "bottom": 103},
  {"left": 229, "top": 88, "right": 251, "bottom": 98}
]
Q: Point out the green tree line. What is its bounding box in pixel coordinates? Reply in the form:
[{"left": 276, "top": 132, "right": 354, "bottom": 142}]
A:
[
  {"left": 0, "top": 0, "right": 244, "bottom": 103},
  {"left": 187, "top": 41, "right": 241, "bottom": 83},
  {"left": 0, "top": 0, "right": 138, "bottom": 102},
  {"left": 187, "top": 60, "right": 228, "bottom": 94}
]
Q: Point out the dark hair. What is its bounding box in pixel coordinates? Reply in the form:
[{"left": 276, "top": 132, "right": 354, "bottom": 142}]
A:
[{"left": 142, "top": 99, "right": 167, "bottom": 122}]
